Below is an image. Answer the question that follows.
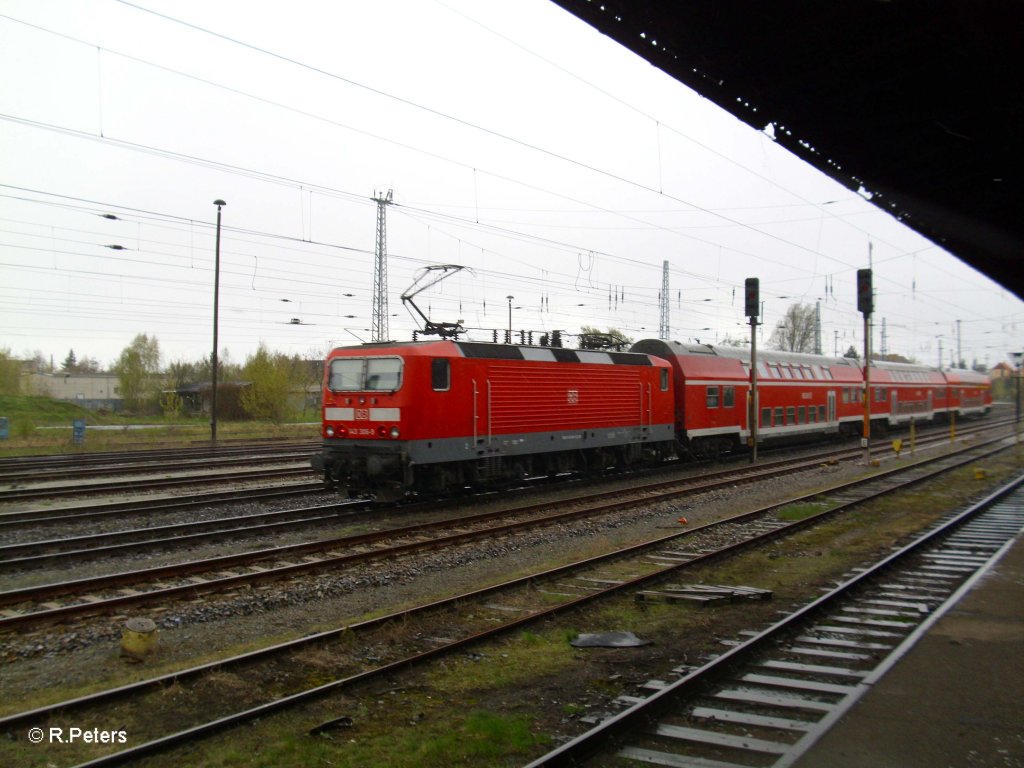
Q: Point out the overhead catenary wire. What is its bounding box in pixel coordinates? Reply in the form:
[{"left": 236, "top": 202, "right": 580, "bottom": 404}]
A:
[{"left": 0, "top": 6, "right": 1017, "bottom": 363}]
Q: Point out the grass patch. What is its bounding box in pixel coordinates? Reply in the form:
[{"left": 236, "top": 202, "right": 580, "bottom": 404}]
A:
[
  {"left": 137, "top": 697, "right": 548, "bottom": 768},
  {"left": 776, "top": 500, "right": 833, "bottom": 521},
  {"left": 429, "top": 631, "right": 576, "bottom": 695},
  {"left": 0, "top": 397, "right": 318, "bottom": 457}
]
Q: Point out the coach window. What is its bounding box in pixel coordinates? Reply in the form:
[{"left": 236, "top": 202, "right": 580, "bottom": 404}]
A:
[
  {"left": 723, "top": 386, "right": 735, "bottom": 407},
  {"left": 774, "top": 407, "right": 784, "bottom": 425},
  {"left": 818, "top": 405, "right": 826, "bottom": 421},
  {"left": 706, "top": 386, "right": 720, "bottom": 408},
  {"left": 761, "top": 407, "right": 772, "bottom": 426},
  {"left": 798, "top": 406, "right": 806, "bottom": 423},
  {"left": 431, "top": 358, "right": 450, "bottom": 391},
  {"left": 365, "top": 358, "right": 402, "bottom": 391},
  {"left": 786, "top": 406, "right": 795, "bottom": 425}
]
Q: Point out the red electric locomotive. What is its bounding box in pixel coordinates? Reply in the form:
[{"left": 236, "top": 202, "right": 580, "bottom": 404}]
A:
[{"left": 312, "top": 339, "right": 676, "bottom": 499}]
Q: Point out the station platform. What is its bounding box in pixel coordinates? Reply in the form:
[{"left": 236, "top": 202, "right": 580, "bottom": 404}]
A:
[{"left": 791, "top": 525, "right": 1024, "bottom": 767}]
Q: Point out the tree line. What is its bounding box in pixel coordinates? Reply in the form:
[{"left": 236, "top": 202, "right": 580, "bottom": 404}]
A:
[{"left": 1, "top": 334, "right": 325, "bottom": 423}]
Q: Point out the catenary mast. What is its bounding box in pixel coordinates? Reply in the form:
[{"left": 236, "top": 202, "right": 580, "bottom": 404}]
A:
[{"left": 372, "top": 189, "right": 393, "bottom": 343}]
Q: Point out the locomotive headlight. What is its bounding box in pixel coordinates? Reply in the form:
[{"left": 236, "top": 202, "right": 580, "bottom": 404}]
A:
[
  {"left": 389, "top": 426, "right": 401, "bottom": 439},
  {"left": 325, "top": 425, "right": 335, "bottom": 437}
]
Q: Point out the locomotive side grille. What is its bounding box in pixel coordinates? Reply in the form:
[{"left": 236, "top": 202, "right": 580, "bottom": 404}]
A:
[{"left": 487, "top": 364, "right": 647, "bottom": 431}]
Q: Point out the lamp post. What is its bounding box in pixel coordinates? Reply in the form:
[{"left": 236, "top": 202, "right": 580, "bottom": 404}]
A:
[
  {"left": 506, "top": 295, "right": 514, "bottom": 342},
  {"left": 211, "top": 199, "right": 226, "bottom": 444}
]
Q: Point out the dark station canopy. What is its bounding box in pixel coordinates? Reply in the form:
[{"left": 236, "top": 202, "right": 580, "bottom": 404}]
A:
[{"left": 551, "top": 1, "right": 1023, "bottom": 299}]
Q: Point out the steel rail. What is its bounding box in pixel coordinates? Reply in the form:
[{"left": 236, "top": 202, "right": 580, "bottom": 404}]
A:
[
  {"left": 524, "top": 475, "right": 1024, "bottom": 767},
  {"left": 0, "top": 443, "right": 1016, "bottom": 768},
  {"left": 0, "top": 483, "right": 325, "bottom": 528},
  {"left": 0, "top": 446, "right": 317, "bottom": 483},
  {"left": 0, "top": 465, "right": 315, "bottom": 502},
  {"left": 0, "top": 436, "right": 1013, "bottom": 735},
  {"left": 0, "top": 432, "right": 1011, "bottom": 631},
  {"left": 0, "top": 440, "right": 318, "bottom": 471}
]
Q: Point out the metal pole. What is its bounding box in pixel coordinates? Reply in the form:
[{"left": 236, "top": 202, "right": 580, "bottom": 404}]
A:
[
  {"left": 749, "top": 316, "right": 758, "bottom": 463},
  {"left": 1017, "top": 358, "right": 1022, "bottom": 450},
  {"left": 507, "top": 295, "right": 513, "bottom": 339},
  {"left": 211, "top": 199, "right": 226, "bottom": 444},
  {"left": 1016, "top": 357, "right": 1021, "bottom": 426},
  {"left": 863, "top": 314, "right": 871, "bottom": 464}
]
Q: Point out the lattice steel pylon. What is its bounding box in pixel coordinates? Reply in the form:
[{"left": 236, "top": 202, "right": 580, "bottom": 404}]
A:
[
  {"left": 371, "top": 189, "right": 393, "bottom": 342},
  {"left": 658, "top": 260, "right": 670, "bottom": 339}
]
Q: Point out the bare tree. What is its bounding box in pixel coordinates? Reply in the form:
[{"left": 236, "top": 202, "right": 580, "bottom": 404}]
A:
[{"left": 767, "top": 303, "right": 816, "bottom": 353}]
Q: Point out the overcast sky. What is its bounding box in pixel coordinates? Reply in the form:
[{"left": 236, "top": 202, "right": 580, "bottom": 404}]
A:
[{"left": 2, "top": 0, "right": 1021, "bottom": 371}]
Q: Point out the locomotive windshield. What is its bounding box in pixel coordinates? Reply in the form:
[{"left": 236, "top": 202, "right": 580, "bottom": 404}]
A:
[{"left": 328, "top": 357, "right": 403, "bottom": 392}]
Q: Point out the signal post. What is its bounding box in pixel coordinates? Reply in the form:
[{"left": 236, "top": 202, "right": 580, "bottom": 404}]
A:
[
  {"left": 745, "top": 277, "right": 759, "bottom": 463},
  {"left": 857, "top": 268, "right": 873, "bottom": 464}
]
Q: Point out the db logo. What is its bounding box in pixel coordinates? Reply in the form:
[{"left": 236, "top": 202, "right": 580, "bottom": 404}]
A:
[
  {"left": 566, "top": 389, "right": 579, "bottom": 405},
  {"left": 354, "top": 408, "right": 370, "bottom": 420}
]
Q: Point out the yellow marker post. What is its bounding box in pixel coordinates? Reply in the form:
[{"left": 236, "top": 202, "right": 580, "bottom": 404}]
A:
[
  {"left": 892, "top": 438, "right": 903, "bottom": 458},
  {"left": 120, "top": 617, "right": 158, "bottom": 661}
]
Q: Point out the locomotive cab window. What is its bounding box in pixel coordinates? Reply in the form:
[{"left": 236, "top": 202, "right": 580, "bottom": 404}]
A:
[
  {"left": 660, "top": 368, "right": 669, "bottom": 391},
  {"left": 366, "top": 358, "right": 402, "bottom": 390},
  {"left": 431, "top": 358, "right": 450, "bottom": 391},
  {"left": 328, "top": 357, "right": 403, "bottom": 392},
  {"left": 328, "top": 359, "right": 364, "bottom": 391}
]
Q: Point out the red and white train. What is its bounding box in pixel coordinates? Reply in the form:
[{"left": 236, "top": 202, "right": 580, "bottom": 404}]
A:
[{"left": 312, "top": 338, "right": 991, "bottom": 499}]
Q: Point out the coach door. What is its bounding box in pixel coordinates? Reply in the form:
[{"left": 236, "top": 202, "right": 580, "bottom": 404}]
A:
[
  {"left": 891, "top": 390, "right": 899, "bottom": 424},
  {"left": 827, "top": 390, "right": 836, "bottom": 426}
]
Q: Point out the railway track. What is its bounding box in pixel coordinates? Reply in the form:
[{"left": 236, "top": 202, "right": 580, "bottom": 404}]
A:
[
  {"left": 0, "top": 440, "right": 318, "bottom": 472},
  {"left": 0, "top": 465, "right": 317, "bottom": 503},
  {"left": 0, "top": 418, "right": 1002, "bottom": 566},
  {"left": 0, "top": 427, "right": 1010, "bottom": 630},
  {"left": 0, "top": 442, "right": 318, "bottom": 484},
  {"left": 0, "top": 483, "right": 326, "bottom": 529},
  {"left": 0, "top": 417, "right": 1003, "bottom": 507},
  {"left": 527, "top": 476, "right": 1024, "bottom": 767},
  {"left": 0, "top": 435, "right": 1018, "bottom": 766}
]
